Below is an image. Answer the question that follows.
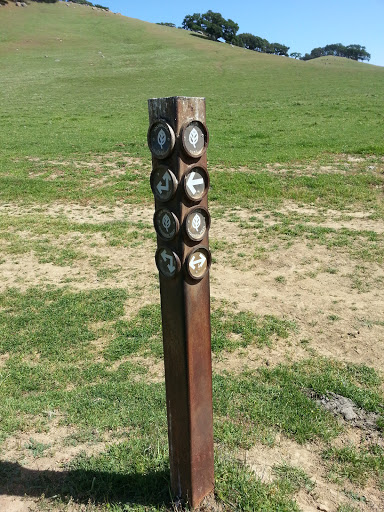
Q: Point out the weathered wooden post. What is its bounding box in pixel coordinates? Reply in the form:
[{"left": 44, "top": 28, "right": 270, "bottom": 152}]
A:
[{"left": 148, "top": 96, "right": 214, "bottom": 508}]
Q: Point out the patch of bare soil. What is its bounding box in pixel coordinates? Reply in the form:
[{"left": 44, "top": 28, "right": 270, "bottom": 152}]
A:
[
  {"left": 211, "top": 237, "right": 384, "bottom": 372},
  {"left": 0, "top": 202, "right": 154, "bottom": 225},
  {"left": 214, "top": 203, "right": 384, "bottom": 233},
  {"left": 245, "top": 432, "right": 383, "bottom": 512},
  {"left": 214, "top": 154, "right": 384, "bottom": 177},
  {"left": 1, "top": 197, "right": 383, "bottom": 511},
  {"left": 0, "top": 421, "right": 127, "bottom": 512}
]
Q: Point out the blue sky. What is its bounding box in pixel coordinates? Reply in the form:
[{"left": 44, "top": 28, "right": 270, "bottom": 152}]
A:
[{"left": 105, "top": 0, "right": 384, "bottom": 67}]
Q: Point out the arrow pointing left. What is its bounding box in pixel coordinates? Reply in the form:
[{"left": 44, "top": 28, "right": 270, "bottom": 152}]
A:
[{"left": 186, "top": 171, "right": 204, "bottom": 196}]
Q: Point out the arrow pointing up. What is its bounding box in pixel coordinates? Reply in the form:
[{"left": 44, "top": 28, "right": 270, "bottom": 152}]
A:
[
  {"left": 157, "top": 172, "right": 171, "bottom": 195},
  {"left": 186, "top": 171, "right": 204, "bottom": 196},
  {"left": 161, "top": 249, "right": 176, "bottom": 273}
]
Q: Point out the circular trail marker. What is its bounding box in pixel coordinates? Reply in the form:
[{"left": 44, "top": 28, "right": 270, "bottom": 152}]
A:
[
  {"left": 155, "top": 247, "right": 181, "bottom": 278},
  {"left": 184, "top": 166, "right": 209, "bottom": 202},
  {"left": 154, "top": 208, "right": 179, "bottom": 241},
  {"left": 186, "top": 246, "right": 211, "bottom": 280},
  {"left": 148, "top": 120, "right": 175, "bottom": 159},
  {"left": 150, "top": 166, "right": 178, "bottom": 202},
  {"left": 181, "top": 121, "right": 208, "bottom": 158},
  {"left": 185, "top": 207, "right": 210, "bottom": 242}
]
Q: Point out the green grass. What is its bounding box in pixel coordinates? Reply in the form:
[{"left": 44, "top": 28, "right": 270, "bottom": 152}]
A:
[
  {"left": 104, "top": 302, "right": 297, "bottom": 361},
  {"left": 323, "top": 444, "right": 384, "bottom": 488},
  {"left": 1, "top": 286, "right": 383, "bottom": 509},
  {"left": 1, "top": 2, "right": 384, "bottom": 173},
  {"left": 213, "top": 358, "right": 384, "bottom": 448}
]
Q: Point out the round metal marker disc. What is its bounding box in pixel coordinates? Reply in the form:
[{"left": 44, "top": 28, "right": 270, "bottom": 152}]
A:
[
  {"left": 184, "top": 166, "right": 209, "bottom": 202},
  {"left": 184, "top": 207, "right": 210, "bottom": 242},
  {"left": 186, "top": 246, "right": 211, "bottom": 280},
  {"left": 147, "top": 120, "right": 175, "bottom": 159},
  {"left": 181, "top": 121, "right": 208, "bottom": 158},
  {"left": 154, "top": 208, "right": 179, "bottom": 241},
  {"left": 155, "top": 247, "right": 181, "bottom": 279},
  {"left": 150, "top": 166, "right": 178, "bottom": 202}
]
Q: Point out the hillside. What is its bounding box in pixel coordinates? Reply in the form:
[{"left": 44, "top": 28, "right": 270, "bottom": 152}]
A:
[{"left": 1, "top": 1, "right": 384, "bottom": 167}]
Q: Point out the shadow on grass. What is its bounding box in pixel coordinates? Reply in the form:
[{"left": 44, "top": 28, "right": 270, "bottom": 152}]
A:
[{"left": 0, "top": 460, "right": 171, "bottom": 507}]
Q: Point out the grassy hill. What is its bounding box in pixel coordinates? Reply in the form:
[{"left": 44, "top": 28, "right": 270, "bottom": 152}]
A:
[
  {"left": 1, "top": 1, "right": 384, "bottom": 168},
  {"left": 1, "top": 5, "right": 384, "bottom": 512}
]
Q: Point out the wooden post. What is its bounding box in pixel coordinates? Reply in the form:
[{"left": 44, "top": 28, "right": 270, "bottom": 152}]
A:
[{"left": 148, "top": 97, "right": 214, "bottom": 508}]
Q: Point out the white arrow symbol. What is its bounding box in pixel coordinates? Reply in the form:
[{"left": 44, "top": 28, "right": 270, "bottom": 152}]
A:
[
  {"left": 157, "top": 172, "right": 171, "bottom": 195},
  {"left": 186, "top": 172, "right": 204, "bottom": 196},
  {"left": 161, "top": 250, "right": 176, "bottom": 273},
  {"left": 189, "top": 254, "right": 206, "bottom": 270}
]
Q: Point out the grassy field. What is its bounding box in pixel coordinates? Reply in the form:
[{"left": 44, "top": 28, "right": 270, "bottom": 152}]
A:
[{"left": 0, "top": 2, "right": 384, "bottom": 511}]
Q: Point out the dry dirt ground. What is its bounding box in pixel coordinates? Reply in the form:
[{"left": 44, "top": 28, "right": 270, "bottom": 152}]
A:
[{"left": 0, "top": 163, "right": 383, "bottom": 511}]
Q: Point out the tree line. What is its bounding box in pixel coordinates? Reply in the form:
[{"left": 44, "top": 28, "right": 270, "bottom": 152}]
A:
[
  {"left": 180, "top": 11, "right": 370, "bottom": 62},
  {"left": 299, "top": 43, "right": 370, "bottom": 62},
  {"left": 182, "top": 11, "right": 289, "bottom": 56}
]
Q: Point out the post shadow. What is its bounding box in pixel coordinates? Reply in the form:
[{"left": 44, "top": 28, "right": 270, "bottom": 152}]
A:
[{"left": 0, "top": 460, "right": 171, "bottom": 508}]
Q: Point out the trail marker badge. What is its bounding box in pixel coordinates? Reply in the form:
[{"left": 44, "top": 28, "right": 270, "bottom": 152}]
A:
[
  {"left": 150, "top": 166, "right": 178, "bottom": 202},
  {"left": 181, "top": 121, "right": 208, "bottom": 158},
  {"left": 154, "top": 208, "right": 179, "bottom": 240},
  {"left": 187, "top": 246, "right": 211, "bottom": 280},
  {"left": 185, "top": 207, "right": 210, "bottom": 242},
  {"left": 155, "top": 247, "right": 181, "bottom": 278},
  {"left": 184, "top": 166, "right": 209, "bottom": 201},
  {"left": 148, "top": 120, "right": 175, "bottom": 159}
]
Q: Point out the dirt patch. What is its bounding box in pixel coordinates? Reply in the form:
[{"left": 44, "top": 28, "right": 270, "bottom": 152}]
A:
[
  {"left": 1, "top": 203, "right": 383, "bottom": 375},
  {"left": 308, "top": 391, "right": 382, "bottom": 433},
  {"left": 245, "top": 434, "right": 384, "bottom": 512},
  {"left": 212, "top": 337, "right": 309, "bottom": 375},
  {"left": 0, "top": 353, "right": 10, "bottom": 368},
  {"left": 0, "top": 202, "right": 154, "bottom": 225},
  {"left": 211, "top": 238, "right": 384, "bottom": 372},
  {"left": 213, "top": 203, "right": 384, "bottom": 233}
]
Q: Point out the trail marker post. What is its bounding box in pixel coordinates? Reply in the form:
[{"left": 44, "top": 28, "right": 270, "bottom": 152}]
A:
[{"left": 148, "top": 97, "right": 214, "bottom": 508}]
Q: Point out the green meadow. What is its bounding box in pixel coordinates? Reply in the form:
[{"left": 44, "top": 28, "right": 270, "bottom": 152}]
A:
[
  {"left": 1, "top": 1, "right": 384, "bottom": 169},
  {"left": 0, "top": 2, "right": 383, "bottom": 511}
]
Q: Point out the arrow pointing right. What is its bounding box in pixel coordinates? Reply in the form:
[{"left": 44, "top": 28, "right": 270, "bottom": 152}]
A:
[
  {"left": 186, "top": 171, "right": 204, "bottom": 196},
  {"left": 189, "top": 254, "right": 206, "bottom": 270}
]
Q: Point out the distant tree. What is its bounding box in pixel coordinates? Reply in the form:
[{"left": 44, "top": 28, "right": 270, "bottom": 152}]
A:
[
  {"left": 290, "top": 52, "right": 302, "bottom": 59},
  {"left": 200, "top": 10, "right": 225, "bottom": 40},
  {"left": 237, "top": 33, "right": 266, "bottom": 51},
  {"left": 323, "top": 43, "right": 346, "bottom": 57},
  {"left": 345, "top": 44, "right": 370, "bottom": 61},
  {"left": 222, "top": 18, "right": 239, "bottom": 43},
  {"left": 309, "top": 47, "right": 325, "bottom": 59},
  {"left": 269, "top": 42, "right": 290, "bottom": 56},
  {"left": 237, "top": 33, "right": 256, "bottom": 49},
  {"left": 183, "top": 11, "right": 239, "bottom": 43},
  {"left": 300, "top": 43, "right": 370, "bottom": 62},
  {"left": 182, "top": 13, "right": 203, "bottom": 32},
  {"left": 254, "top": 36, "right": 269, "bottom": 52},
  {"left": 66, "top": 0, "right": 93, "bottom": 5},
  {"left": 157, "top": 22, "right": 176, "bottom": 27}
]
